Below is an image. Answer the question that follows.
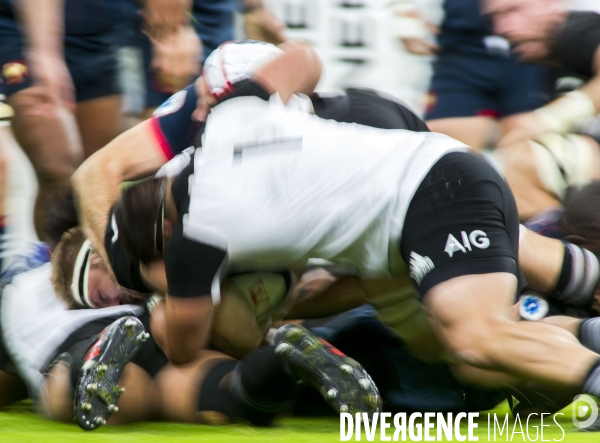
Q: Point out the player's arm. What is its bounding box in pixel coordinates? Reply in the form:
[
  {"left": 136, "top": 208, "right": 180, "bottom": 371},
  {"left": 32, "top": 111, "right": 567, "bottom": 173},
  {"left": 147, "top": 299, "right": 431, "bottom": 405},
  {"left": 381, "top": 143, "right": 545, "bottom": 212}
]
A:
[
  {"left": 72, "top": 123, "right": 167, "bottom": 268},
  {"left": 386, "top": 0, "right": 439, "bottom": 56},
  {"left": 251, "top": 40, "right": 322, "bottom": 103},
  {"left": 241, "top": 0, "right": 287, "bottom": 45},
  {"left": 519, "top": 226, "right": 600, "bottom": 309},
  {"left": 72, "top": 84, "right": 200, "bottom": 266},
  {"left": 140, "top": 0, "right": 191, "bottom": 39},
  {"left": 161, "top": 224, "right": 226, "bottom": 364},
  {"left": 500, "top": 33, "right": 600, "bottom": 146},
  {"left": 531, "top": 49, "right": 600, "bottom": 135}
]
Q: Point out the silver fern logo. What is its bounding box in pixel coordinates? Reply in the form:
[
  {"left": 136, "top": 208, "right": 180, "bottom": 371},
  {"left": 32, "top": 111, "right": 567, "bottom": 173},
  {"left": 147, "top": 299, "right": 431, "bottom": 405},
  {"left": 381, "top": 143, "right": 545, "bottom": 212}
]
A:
[{"left": 409, "top": 251, "right": 434, "bottom": 285}]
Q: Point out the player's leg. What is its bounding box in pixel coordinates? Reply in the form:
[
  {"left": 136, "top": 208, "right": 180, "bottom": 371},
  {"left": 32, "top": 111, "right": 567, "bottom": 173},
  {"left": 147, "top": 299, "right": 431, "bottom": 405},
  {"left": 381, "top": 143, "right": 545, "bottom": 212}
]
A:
[
  {"left": 400, "top": 151, "right": 600, "bottom": 390},
  {"left": 0, "top": 17, "right": 83, "bottom": 241},
  {"left": 158, "top": 327, "right": 380, "bottom": 425},
  {"left": 0, "top": 336, "right": 27, "bottom": 408},
  {"left": 75, "top": 95, "right": 121, "bottom": 158},
  {"left": 39, "top": 315, "right": 165, "bottom": 428},
  {"left": 40, "top": 357, "right": 158, "bottom": 424},
  {"left": 68, "top": 33, "right": 122, "bottom": 158},
  {"left": 8, "top": 89, "right": 82, "bottom": 241}
]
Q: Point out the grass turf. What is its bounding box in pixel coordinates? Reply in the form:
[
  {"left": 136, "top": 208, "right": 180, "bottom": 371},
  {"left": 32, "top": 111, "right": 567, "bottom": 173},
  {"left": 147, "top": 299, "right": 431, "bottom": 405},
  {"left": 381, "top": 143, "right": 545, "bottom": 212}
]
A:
[{"left": 1, "top": 401, "right": 598, "bottom": 442}]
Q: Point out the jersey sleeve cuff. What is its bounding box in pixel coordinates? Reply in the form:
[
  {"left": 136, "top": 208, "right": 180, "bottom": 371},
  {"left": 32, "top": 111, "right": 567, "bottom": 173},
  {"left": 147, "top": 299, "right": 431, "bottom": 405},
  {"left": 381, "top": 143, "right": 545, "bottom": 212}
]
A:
[
  {"left": 149, "top": 117, "right": 175, "bottom": 161},
  {"left": 417, "top": 256, "right": 520, "bottom": 298}
]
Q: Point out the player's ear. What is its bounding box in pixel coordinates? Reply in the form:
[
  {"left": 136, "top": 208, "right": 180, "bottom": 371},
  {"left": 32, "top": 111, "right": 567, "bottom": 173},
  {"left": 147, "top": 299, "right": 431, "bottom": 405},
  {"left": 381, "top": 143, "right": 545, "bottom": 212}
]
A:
[
  {"left": 90, "top": 250, "right": 107, "bottom": 268},
  {"left": 564, "top": 234, "right": 588, "bottom": 248}
]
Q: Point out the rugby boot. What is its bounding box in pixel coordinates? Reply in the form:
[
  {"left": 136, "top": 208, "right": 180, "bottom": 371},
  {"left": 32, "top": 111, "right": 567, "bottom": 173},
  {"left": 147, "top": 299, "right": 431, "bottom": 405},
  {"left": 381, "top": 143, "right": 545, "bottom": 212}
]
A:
[
  {"left": 74, "top": 316, "right": 149, "bottom": 430},
  {"left": 274, "top": 324, "right": 381, "bottom": 415}
]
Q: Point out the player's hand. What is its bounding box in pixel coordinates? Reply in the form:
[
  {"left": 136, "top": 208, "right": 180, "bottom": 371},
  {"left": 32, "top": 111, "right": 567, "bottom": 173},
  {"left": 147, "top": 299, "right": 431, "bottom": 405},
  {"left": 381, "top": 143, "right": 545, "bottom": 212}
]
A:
[
  {"left": 27, "top": 51, "right": 75, "bottom": 111},
  {"left": 141, "top": 0, "right": 191, "bottom": 40},
  {"left": 498, "top": 112, "right": 552, "bottom": 147},
  {"left": 395, "top": 10, "right": 439, "bottom": 56},
  {"left": 401, "top": 37, "right": 439, "bottom": 56},
  {"left": 191, "top": 76, "right": 214, "bottom": 122},
  {"left": 149, "top": 25, "right": 202, "bottom": 94},
  {"left": 243, "top": 6, "right": 287, "bottom": 45}
]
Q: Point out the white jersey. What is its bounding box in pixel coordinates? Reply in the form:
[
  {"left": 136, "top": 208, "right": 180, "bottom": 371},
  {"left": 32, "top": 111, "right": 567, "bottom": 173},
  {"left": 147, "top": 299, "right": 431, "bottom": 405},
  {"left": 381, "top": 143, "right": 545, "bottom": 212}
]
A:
[
  {"left": 0, "top": 263, "right": 144, "bottom": 396},
  {"left": 179, "top": 96, "right": 467, "bottom": 296}
]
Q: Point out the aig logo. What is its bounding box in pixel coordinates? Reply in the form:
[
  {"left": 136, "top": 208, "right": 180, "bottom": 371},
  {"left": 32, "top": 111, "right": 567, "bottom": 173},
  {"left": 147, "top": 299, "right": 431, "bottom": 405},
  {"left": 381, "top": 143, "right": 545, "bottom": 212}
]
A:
[{"left": 445, "top": 230, "right": 490, "bottom": 258}]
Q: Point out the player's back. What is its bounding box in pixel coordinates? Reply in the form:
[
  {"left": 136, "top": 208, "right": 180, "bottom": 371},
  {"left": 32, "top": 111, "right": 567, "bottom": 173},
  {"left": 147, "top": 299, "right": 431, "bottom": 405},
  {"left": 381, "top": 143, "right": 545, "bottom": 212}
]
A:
[{"left": 185, "top": 97, "right": 467, "bottom": 276}]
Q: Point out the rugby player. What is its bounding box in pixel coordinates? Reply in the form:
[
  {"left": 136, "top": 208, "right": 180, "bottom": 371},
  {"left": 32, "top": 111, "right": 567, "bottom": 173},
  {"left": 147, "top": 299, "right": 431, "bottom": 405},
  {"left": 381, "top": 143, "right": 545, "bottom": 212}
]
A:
[
  {"left": 480, "top": 0, "right": 600, "bottom": 220},
  {"left": 0, "top": 240, "right": 380, "bottom": 430},
  {"left": 72, "top": 40, "right": 426, "bottom": 272},
  {"left": 110, "top": 68, "right": 600, "bottom": 417},
  {"left": 484, "top": 0, "right": 600, "bottom": 145},
  {"left": 71, "top": 40, "right": 441, "bottom": 363}
]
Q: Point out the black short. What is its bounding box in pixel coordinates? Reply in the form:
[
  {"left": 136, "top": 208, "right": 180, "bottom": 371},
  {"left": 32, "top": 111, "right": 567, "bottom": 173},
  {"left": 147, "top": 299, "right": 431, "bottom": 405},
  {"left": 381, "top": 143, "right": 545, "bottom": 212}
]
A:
[{"left": 401, "top": 152, "right": 521, "bottom": 297}]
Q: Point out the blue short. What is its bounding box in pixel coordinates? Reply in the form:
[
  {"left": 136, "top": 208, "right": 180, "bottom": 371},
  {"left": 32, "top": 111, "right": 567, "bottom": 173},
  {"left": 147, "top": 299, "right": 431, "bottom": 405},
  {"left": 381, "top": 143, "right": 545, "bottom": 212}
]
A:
[
  {"left": 425, "top": 52, "right": 551, "bottom": 120},
  {"left": 0, "top": 14, "right": 119, "bottom": 101}
]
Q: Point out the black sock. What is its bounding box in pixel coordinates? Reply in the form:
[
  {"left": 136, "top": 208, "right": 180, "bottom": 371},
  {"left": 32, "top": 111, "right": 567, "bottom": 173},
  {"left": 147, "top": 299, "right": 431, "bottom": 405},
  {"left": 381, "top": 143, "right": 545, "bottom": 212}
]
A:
[
  {"left": 230, "top": 345, "right": 299, "bottom": 413},
  {"left": 582, "top": 359, "right": 600, "bottom": 398}
]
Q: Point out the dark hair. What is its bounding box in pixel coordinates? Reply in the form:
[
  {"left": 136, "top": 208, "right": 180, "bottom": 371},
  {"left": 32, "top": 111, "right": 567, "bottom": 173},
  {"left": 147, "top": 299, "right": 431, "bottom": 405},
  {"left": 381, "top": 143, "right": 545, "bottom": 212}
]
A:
[
  {"left": 42, "top": 188, "right": 79, "bottom": 248},
  {"left": 560, "top": 181, "right": 600, "bottom": 239},
  {"left": 114, "top": 177, "right": 165, "bottom": 264}
]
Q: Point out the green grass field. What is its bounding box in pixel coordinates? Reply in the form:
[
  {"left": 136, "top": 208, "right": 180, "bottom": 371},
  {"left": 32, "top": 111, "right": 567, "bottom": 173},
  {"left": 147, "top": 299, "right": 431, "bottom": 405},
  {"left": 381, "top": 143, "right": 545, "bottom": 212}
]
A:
[{"left": 1, "top": 401, "right": 599, "bottom": 443}]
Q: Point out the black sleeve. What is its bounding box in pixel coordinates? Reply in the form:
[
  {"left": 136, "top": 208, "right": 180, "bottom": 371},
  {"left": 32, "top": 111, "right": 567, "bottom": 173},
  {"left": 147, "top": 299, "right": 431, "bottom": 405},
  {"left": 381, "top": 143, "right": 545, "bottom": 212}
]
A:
[
  {"left": 151, "top": 83, "right": 205, "bottom": 158},
  {"left": 314, "top": 88, "right": 430, "bottom": 132},
  {"left": 217, "top": 79, "right": 271, "bottom": 104},
  {"left": 401, "top": 152, "right": 522, "bottom": 297},
  {"left": 555, "top": 12, "right": 600, "bottom": 78},
  {"left": 164, "top": 224, "right": 227, "bottom": 298},
  {"left": 104, "top": 210, "right": 151, "bottom": 293}
]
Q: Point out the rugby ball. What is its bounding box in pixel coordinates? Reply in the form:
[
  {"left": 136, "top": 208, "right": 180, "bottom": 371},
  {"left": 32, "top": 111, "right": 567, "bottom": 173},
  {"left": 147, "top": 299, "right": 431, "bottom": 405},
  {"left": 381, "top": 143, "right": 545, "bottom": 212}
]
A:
[{"left": 212, "top": 272, "right": 290, "bottom": 358}]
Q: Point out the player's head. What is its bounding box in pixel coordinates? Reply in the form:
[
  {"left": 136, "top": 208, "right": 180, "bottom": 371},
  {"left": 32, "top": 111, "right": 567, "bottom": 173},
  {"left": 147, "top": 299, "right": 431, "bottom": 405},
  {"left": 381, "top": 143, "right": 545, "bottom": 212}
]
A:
[
  {"left": 561, "top": 181, "right": 600, "bottom": 256},
  {"left": 483, "top": 0, "right": 564, "bottom": 62},
  {"left": 113, "top": 177, "right": 168, "bottom": 265},
  {"left": 51, "top": 227, "right": 144, "bottom": 309}
]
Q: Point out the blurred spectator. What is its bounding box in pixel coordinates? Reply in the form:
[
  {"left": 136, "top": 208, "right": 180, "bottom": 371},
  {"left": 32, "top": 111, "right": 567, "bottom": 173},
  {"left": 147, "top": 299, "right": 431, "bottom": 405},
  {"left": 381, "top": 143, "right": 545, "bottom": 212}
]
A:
[
  {"left": 484, "top": 0, "right": 600, "bottom": 146},
  {"left": 0, "top": 0, "right": 131, "bottom": 241},
  {"left": 389, "top": 0, "right": 551, "bottom": 150},
  {"left": 121, "top": 0, "right": 286, "bottom": 123}
]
